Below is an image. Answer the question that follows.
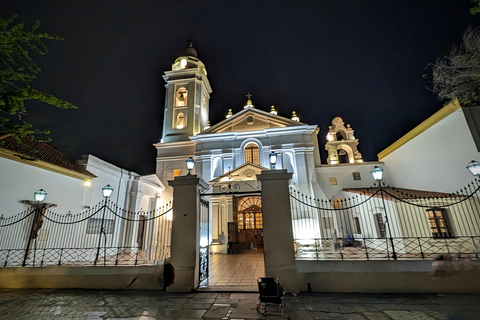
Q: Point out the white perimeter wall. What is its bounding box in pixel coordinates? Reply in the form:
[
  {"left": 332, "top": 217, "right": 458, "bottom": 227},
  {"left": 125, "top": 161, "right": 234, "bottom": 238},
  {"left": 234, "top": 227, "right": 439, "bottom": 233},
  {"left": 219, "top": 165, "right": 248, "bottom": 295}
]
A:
[
  {"left": 382, "top": 108, "right": 479, "bottom": 192},
  {"left": 0, "top": 157, "right": 87, "bottom": 216}
]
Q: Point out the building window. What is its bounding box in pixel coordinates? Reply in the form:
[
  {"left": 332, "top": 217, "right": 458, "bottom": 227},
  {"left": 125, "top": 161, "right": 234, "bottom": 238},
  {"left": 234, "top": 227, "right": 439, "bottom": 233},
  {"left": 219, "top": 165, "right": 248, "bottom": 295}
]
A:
[
  {"left": 374, "top": 213, "right": 386, "bottom": 238},
  {"left": 352, "top": 172, "right": 361, "bottom": 180},
  {"left": 173, "top": 169, "right": 181, "bottom": 178},
  {"left": 176, "top": 113, "right": 185, "bottom": 129},
  {"left": 86, "top": 218, "right": 115, "bottom": 234},
  {"left": 255, "top": 213, "right": 263, "bottom": 229},
  {"left": 323, "top": 217, "right": 334, "bottom": 229},
  {"left": 354, "top": 217, "right": 361, "bottom": 234},
  {"left": 175, "top": 87, "right": 188, "bottom": 106},
  {"left": 426, "top": 208, "right": 451, "bottom": 238},
  {"left": 244, "top": 143, "right": 260, "bottom": 165},
  {"left": 238, "top": 214, "right": 244, "bottom": 230}
]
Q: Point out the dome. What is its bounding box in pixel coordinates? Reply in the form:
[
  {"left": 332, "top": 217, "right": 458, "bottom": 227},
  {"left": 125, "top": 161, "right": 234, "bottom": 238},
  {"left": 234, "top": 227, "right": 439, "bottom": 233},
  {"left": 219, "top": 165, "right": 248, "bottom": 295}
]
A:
[{"left": 184, "top": 42, "right": 198, "bottom": 58}]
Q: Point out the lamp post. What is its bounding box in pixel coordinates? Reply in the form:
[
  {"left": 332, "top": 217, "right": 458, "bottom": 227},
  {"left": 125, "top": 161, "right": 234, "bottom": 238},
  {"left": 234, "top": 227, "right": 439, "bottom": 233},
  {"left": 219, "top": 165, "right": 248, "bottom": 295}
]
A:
[
  {"left": 269, "top": 151, "right": 277, "bottom": 170},
  {"left": 371, "top": 166, "right": 397, "bottom": 260},
  {"left": 186, "top": 157, "right": 195, "bottom": 175},
  {"left": 467, "top": 160, "right": 480, "bottom": 176},
  {"left": 95, "top": 185, "right": 113, "bottom": 266},
  {"left": 21, "top": 189, "right": 56, "bottom": 266}
]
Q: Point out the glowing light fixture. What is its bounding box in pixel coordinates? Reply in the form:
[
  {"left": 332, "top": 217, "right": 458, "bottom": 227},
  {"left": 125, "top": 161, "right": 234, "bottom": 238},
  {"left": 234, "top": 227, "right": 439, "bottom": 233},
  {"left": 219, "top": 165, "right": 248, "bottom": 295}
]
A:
[
  {"left": 204, "top": 121, "right": 210, "bottom": 130},
  {"left": 102, "top": 185, "right": 114, "bottom": 198},
  {"left": 176, "top": 124, "right": 184, "bottom": 129},
  {"left": 84, "top": 181, "right": 92, "bottom": 187},
  {"left": 180, "top": 58, "right": 187, "bottom": 69},
  {"left": 186, "top": 157, "right": 195, "bottom": 175},
  {"left": 467, "top": 160, "right": 480, "bottom": 176},
  {"left": 371, "top": 166, "right": 383, "bottom": 181},
  {"left": 291, "top": 111, "right": 299, "bottom": 122},
  {"left": 270, "top": 105, "right": 277, "bottom": 115},
  {"left": 34, "top": 189, "right": 47, "bottom": 202},
  {"left": 269, "top": 151, "right": 277, "bottom": 170},
  {"left": 226, "top": 109, "right": 233, "bottom": 118}
]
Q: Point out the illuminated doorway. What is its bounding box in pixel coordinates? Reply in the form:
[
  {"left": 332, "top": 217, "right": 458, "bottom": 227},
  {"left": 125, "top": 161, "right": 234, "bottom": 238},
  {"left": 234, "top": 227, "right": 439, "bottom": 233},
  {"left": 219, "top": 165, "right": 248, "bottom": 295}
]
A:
[{"left": 234, "top": 196, "right": 263, "bottom": 250}]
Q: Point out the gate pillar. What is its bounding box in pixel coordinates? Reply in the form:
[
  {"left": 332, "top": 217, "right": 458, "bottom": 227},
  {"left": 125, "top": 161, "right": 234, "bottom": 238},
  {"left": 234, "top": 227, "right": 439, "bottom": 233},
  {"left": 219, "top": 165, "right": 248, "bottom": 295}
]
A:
[
  {"left": 257, "top": 169, "right": 299, "bottom": 293},
  {"left": 168, "top": 174, "right": 208, "bottom": 292}
]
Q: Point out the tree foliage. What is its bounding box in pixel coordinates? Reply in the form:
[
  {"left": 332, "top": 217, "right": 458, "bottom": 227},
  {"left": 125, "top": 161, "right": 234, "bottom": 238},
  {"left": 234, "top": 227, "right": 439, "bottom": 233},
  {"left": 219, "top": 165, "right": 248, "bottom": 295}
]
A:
[
  {"left": 0, "top": 15, "right": 76, "bottom": 144},
  {"left": 429, "top": 28, "right": 480, "bottom": 106},
  {"left": 471, "top": 0, "right": 480, "bottom": 15}
]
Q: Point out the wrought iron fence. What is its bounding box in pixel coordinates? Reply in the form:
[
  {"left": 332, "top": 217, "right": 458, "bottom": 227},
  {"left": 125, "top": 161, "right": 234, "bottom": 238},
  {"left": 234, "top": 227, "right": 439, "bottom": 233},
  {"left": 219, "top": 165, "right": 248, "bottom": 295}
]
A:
[
  {"left": 290, "top": 178, "right": 480, "bottom": 261},
  {"left": 0, "top": 199, "right": 172, "bottom": 267}
]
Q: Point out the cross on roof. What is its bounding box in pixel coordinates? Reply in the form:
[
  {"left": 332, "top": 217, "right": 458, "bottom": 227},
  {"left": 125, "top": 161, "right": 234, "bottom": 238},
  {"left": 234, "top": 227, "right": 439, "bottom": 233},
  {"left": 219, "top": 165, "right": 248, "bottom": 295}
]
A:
[{"left": 246, "top": 92, "right": 252, "bottom": 99}]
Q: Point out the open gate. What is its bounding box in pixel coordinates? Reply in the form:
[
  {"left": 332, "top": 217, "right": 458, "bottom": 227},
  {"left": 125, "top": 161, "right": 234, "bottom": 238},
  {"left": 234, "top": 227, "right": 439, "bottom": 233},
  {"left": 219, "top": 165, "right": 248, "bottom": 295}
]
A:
[{"left": 199, "top": 198, "right": 209, "bottom": 286}]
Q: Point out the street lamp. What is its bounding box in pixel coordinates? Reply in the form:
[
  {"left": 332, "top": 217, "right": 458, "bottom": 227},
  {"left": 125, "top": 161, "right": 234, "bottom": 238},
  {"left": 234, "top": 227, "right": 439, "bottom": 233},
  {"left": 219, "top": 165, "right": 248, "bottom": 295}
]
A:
[
  {"left": 102, "top": 185, "right": 113, "bottom": 198},
  {"left": 186, "top": 157, "right": 195, "bottom": 175},
  {"left": 370, "top": 166, "right": 397, "bottom": 260},
  {"left": 467, "top": 160, "right": 480, "bottom": 176},
  {"left": 34, "top": 189, "right": 47, "bottom": 202},
  {"left": 371, "top": 166, "right": 383, "bottom": 181},
  {"left": 269, "top": 151, "right": 277, "bottom": 170},
  {"left": 96, "top": 185, "right": 113, "bottom": 266}
]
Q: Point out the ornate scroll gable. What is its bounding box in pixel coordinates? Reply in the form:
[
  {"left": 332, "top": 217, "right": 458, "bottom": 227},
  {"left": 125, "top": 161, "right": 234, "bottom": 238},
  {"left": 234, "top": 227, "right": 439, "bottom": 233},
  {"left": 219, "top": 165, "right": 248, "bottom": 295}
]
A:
[{"left": 325, "top": 117, "right": 363, "bottom": 165}]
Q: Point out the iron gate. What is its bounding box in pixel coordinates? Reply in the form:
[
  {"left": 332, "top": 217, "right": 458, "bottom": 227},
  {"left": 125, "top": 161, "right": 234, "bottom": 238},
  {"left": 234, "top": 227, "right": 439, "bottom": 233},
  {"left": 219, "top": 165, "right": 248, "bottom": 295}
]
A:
[{"left": 198, "top": 198, "right": 209, "bottom": 285}]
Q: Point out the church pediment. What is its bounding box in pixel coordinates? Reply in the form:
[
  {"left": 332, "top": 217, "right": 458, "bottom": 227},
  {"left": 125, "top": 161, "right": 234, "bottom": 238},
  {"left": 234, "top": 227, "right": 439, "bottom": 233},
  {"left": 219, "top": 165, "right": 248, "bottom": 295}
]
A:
[
  {"left": 210, "top": 162, "right": 268, "bottom": 184},
  {"left": 204, "top": 108, "right": 305, "bottom": 134}
]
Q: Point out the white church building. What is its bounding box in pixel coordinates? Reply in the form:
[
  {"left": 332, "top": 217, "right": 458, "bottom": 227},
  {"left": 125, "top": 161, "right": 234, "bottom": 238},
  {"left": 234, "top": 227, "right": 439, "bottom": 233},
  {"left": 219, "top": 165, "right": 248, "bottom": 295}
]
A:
[{"left": 1, "top": 44, "right": 479, "bottom": 292}]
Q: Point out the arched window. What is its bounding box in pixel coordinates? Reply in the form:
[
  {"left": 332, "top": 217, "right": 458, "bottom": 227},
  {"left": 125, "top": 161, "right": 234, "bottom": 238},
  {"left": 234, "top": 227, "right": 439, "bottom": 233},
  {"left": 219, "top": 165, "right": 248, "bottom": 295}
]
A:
[
  {"left": 176, "top": 113, "right": 185, "bottom": 129},
  {"left": 244, "top": 143, "right": 260, "bottom": 165},
  {"left": 175, "top": 87, "right": 188, "bottom": 106}
]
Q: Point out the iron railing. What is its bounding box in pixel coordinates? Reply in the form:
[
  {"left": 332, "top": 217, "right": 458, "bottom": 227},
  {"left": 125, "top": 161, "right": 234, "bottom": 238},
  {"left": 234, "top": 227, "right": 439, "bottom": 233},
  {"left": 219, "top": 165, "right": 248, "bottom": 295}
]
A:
[
  {"left": 290, "top": 178, "right": 480, "bottom": 261},
  {"left": 0, "top": 199, "right": 172, "bottom": 267}
]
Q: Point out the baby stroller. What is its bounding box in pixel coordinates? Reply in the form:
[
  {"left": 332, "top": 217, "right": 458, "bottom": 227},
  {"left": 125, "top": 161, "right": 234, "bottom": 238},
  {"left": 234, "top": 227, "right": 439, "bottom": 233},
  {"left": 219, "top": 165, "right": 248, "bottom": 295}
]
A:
[{"left": 256, "top": 277, "right": 289, "bottom": 318}]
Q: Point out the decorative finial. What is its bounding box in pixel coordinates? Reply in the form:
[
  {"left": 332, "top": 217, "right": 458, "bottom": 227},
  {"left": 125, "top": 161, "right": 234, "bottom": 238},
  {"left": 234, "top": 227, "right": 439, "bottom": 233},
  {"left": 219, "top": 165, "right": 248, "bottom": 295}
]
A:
[
  {"left": 204, "top": 121, "right": 211, "bottom": 130},
  {"left": 226, "top": 109, "right": 233, "bottom": 118},
  {"left": 270, "top": 105, "right": 277, "bottom": 115},
  {"left": 291, "top": 111, "right": 299, "bottom": 122},
  {"left": 244, "top": 93, "right": 254, "bottom": 109}
]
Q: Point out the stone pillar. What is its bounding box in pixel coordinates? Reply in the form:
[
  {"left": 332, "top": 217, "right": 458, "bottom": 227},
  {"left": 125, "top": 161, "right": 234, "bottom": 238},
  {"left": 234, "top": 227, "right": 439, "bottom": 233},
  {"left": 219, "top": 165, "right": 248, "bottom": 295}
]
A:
[
  {"left": 167, "top": 174, "right": 208, "bottom": 292},
  {"left": 257, "top": 169, "right": 299, "bottom": 293}
]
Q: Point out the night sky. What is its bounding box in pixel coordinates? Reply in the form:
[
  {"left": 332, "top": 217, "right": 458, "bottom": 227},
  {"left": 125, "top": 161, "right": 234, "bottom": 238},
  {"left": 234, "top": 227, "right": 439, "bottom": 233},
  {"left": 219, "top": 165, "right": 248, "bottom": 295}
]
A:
[{"left": 1, "top": 1, "right": 479, "bottom": 174}]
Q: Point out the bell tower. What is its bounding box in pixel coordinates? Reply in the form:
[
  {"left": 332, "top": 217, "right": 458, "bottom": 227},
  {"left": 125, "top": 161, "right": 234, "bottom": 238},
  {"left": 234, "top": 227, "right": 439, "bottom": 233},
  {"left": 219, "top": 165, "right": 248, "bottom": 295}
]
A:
[
  {"left": 325, "top": 117, "right": 363, "bottom": 164},
  {"left": 161, "top": 43, "right": 212, "bottom": 143}
]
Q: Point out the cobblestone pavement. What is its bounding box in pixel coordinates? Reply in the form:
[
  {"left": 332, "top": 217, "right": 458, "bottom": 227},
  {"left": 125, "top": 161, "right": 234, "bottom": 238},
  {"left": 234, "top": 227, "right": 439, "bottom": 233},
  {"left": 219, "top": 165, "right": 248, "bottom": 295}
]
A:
[{"left": 0, "top": 289, "right": 478, "bottom": 320}]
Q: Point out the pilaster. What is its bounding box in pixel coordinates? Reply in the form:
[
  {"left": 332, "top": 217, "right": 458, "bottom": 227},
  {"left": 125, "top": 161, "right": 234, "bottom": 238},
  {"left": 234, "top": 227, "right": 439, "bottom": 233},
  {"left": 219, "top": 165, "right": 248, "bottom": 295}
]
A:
[
  {"left": 167, "top": 174, "right": 208, "bottom": 292},
  {"left": 257, "top": 169, "right": 299, "bottom": 293}
]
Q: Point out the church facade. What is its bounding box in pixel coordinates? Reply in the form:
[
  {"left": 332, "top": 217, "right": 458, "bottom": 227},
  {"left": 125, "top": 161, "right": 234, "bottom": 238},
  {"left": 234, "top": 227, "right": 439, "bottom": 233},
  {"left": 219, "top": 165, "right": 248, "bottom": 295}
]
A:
[{"left": 154, "top": 44, "right": 480, "bottom": 261}]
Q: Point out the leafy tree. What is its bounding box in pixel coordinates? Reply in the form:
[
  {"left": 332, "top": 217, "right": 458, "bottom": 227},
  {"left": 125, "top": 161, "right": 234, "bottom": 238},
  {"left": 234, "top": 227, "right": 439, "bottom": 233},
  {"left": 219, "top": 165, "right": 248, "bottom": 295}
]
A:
[
  {"left": 471, "top": 0, "right": 480, "bottom": 15},
  {"left": 0, "top": 15, "right": 76, "bottom": 144},
  {"left": 428, "top": 28, "right": 480, "bottom": 106}
]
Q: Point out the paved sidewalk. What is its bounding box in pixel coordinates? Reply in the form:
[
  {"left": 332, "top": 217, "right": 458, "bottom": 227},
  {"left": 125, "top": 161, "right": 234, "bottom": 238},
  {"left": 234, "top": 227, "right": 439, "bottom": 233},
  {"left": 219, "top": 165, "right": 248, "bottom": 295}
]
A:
[{"left": 0, "top": 289, "right": 478, "bottom": 320}]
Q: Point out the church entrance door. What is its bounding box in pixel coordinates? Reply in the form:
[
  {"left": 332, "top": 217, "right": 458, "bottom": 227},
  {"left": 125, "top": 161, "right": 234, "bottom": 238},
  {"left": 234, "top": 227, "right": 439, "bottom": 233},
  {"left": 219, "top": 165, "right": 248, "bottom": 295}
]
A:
[{"left": 234, "top": 196, "right": 263, "bottom": 251}]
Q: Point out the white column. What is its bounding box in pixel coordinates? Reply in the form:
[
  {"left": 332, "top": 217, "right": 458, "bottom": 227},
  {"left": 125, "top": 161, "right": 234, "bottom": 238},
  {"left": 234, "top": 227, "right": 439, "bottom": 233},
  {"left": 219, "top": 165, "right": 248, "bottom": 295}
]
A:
[
  {"left": 168, "top": 174, "right": 208, "bottom": 292},
  {"left": 210, "top": 197, "right": 220, "bottom": 242},
  {"left": 257, "top": 169, "right": 299, "bottom": 293}
]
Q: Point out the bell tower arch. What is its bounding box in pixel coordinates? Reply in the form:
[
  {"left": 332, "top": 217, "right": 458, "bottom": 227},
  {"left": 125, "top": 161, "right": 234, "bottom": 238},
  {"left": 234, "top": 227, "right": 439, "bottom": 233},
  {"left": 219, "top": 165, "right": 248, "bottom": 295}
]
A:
[
  {"left": 325, "top": 117, "right": 363, "bottom": 165},
  {"left": 161, "top": 43, "right": 213, "bottom": 143}
]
